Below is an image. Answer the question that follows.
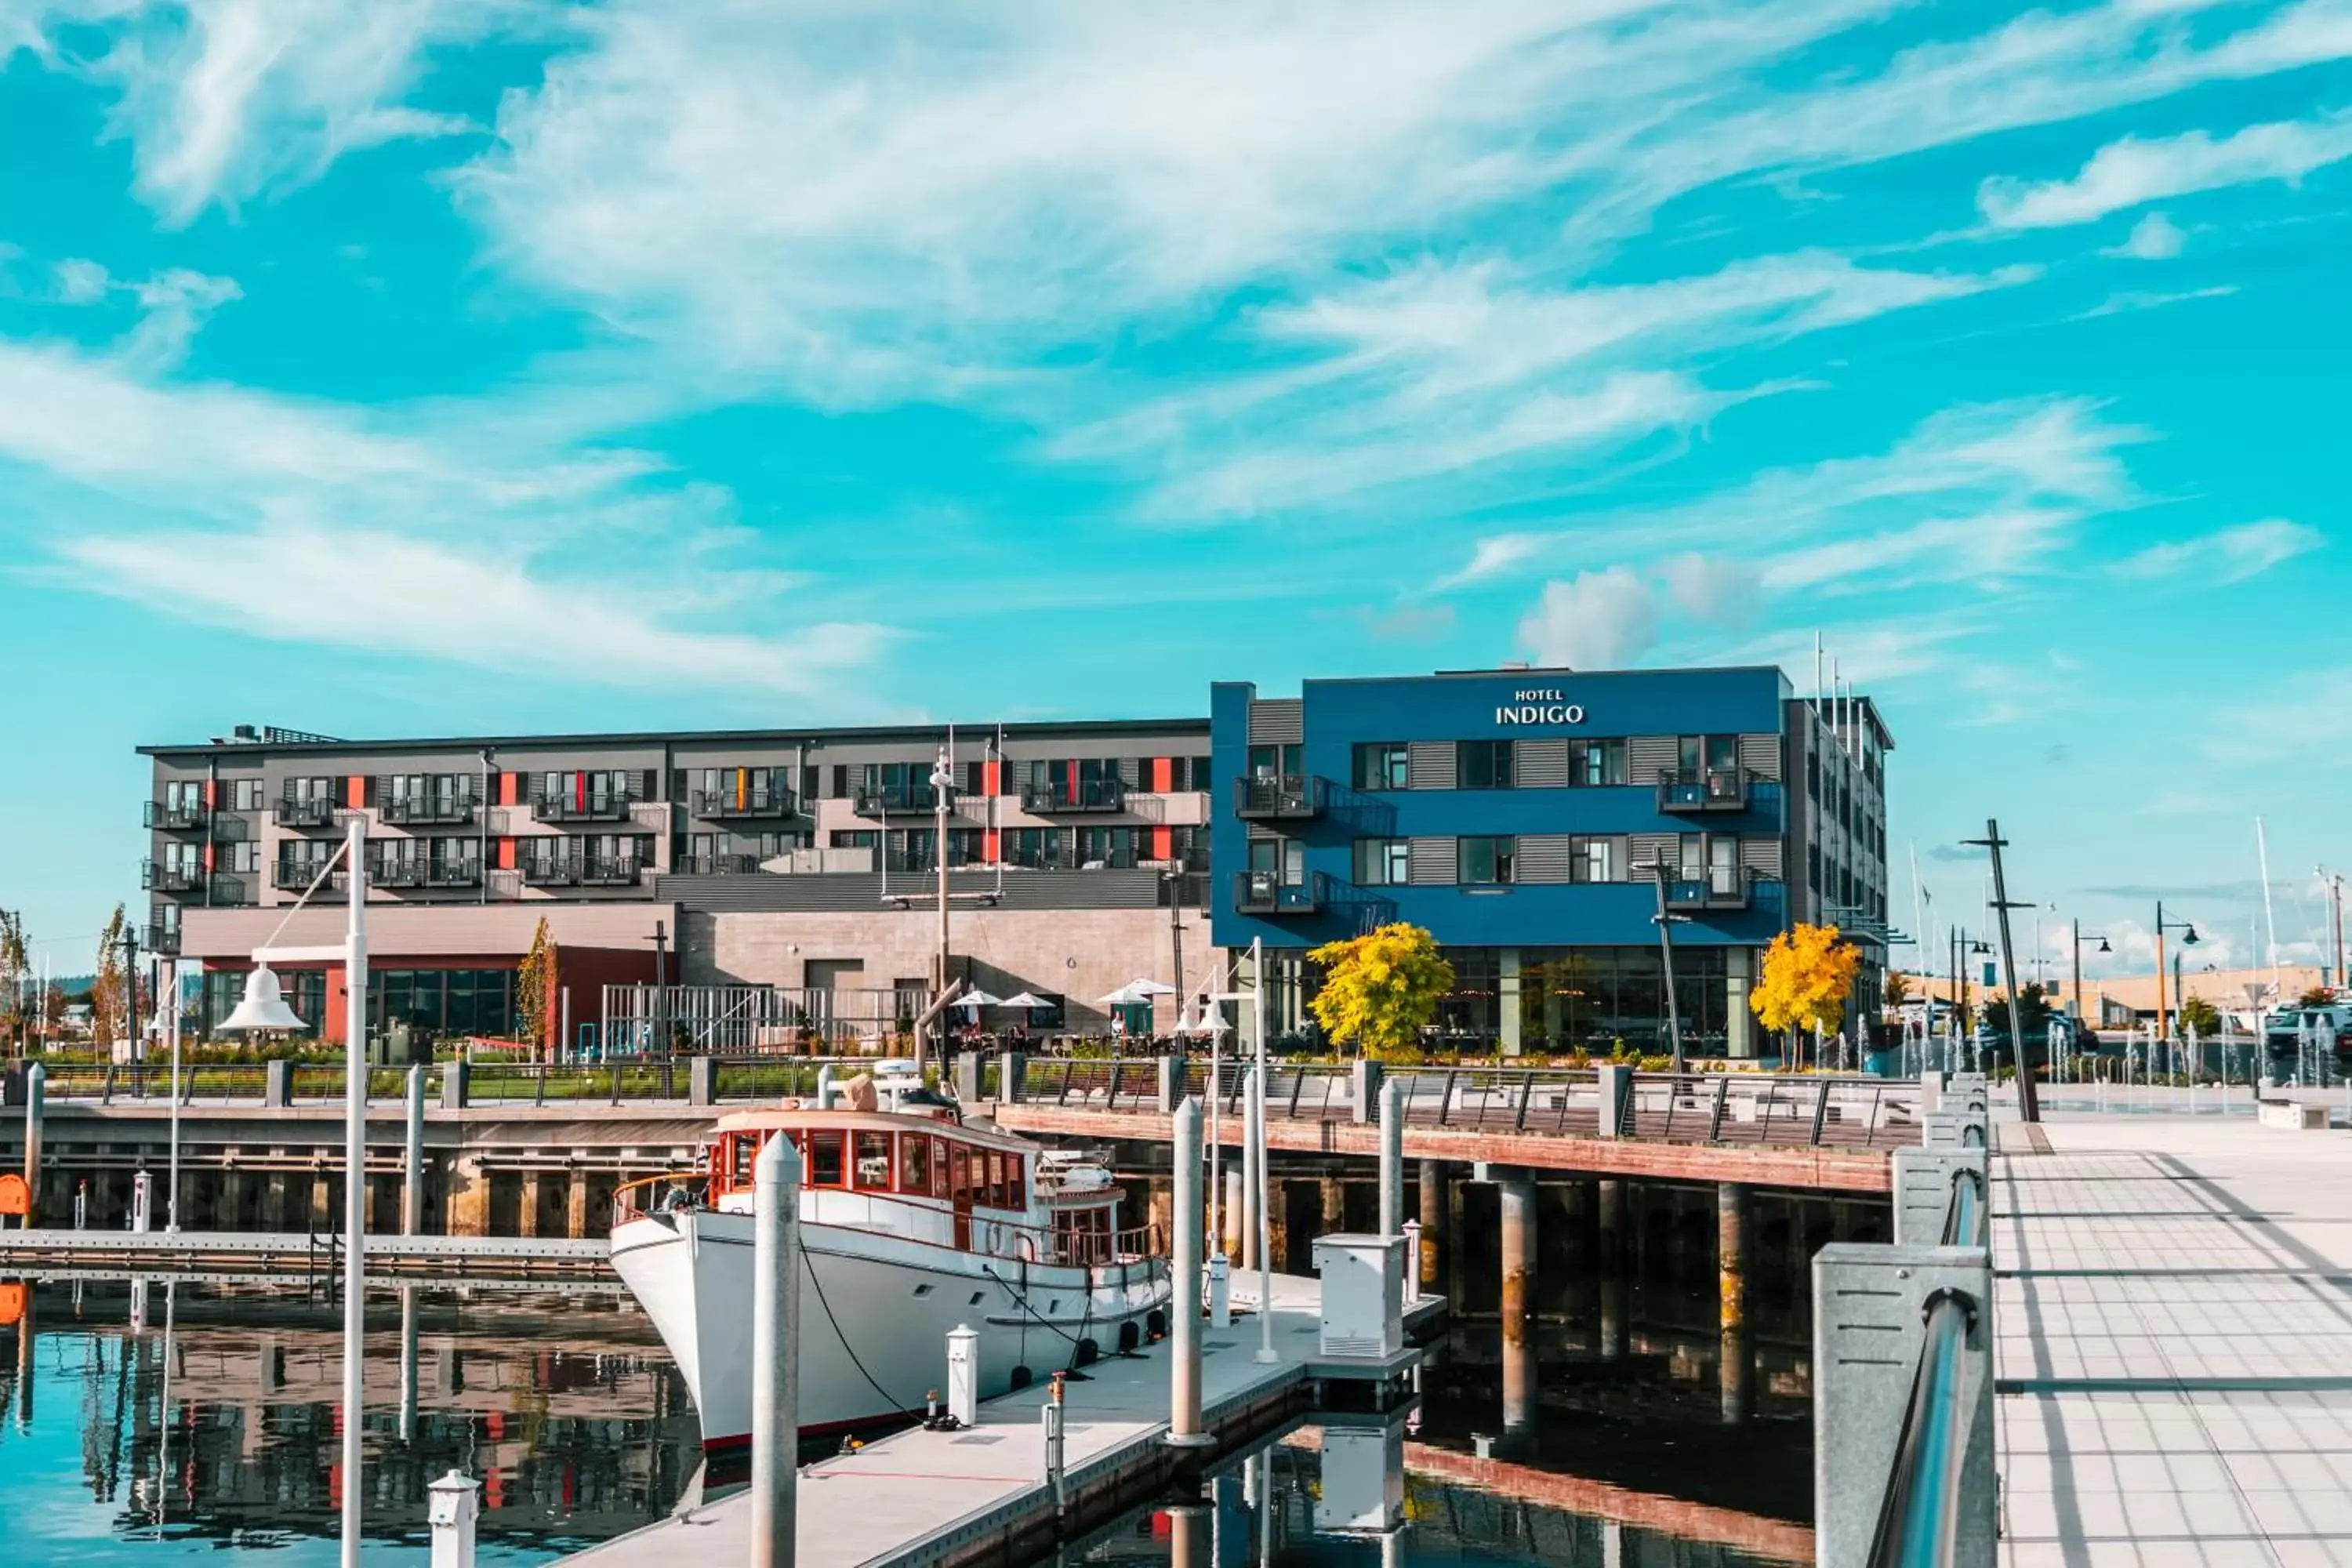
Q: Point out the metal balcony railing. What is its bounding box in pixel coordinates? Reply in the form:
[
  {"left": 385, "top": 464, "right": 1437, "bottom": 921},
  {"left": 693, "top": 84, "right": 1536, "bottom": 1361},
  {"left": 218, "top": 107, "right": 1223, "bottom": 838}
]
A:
[
  {"left": 1020, "top": 779, "right": 1128, "bottom": 814},
  {"left": 1665, "top": 872, "right": 1752, "bottom": 913},
  {"left": 674, "top": 853, "right": 763, "bottom": 876},
  {"left": 1233, "top": 773, "right": 1325, "bottom": 820},
  {"left": 521, "top": 858, "right": 581, "bottom": 887},
  {"left": 851, "top": 784, "right": 938, "bottom": 816},
  {"left": 380, "top": 794, "right": 476, "bottom": 826},
  {"left": 370, "top": 858, "right": 429, "bottom": 889},
  {"left": 1657, "top": 767, "right": 1751, "bottom": 812},
  {"left": 690, "top": 787, "right": 797, "bottom": 820},
  {"left": 1234, "top": 868, "right": 1326, "bottom": 916},
  {"left": 272, "top": 859, "right": 339, "bottom": 891},
  {"left": 424, "top": 862, "right": 483, "bottom": 888},
  {"left": 274, "top": 797, "right": 339, "bottom": 829},
  {"left": 580, "top": 858, "right": 645, "bottom": 887},
  {"left": 143, "top": 800, "right": 209, "bottom": 831},
  {"left": 141, "top": 862, "right": 203, "bottom": 895},
  {"left": 531, "top": 790, "right": 636, "bottom": 823},
  {"left": 141, "top": 922, "right": 180, "bottom": 956}
]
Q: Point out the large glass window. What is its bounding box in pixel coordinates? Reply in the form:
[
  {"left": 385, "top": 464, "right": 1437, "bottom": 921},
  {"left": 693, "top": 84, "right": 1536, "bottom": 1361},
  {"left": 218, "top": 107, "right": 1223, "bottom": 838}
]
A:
[
  {"left": 1247, "top": 744, "right": 1299, "bottom": 781},
  {"left": 1353, "top": 742, "right": 1409, "bottom": 791},
  {"left": 1569, "top": 740, "right": 1626, "bottom": 786},
  {"left": 1457, "top": 740, "right": 1513, "bottom": 789},
  {"left": 1355, "top": 838, "right": 1410, "bottom": 886},
  {"left": 1458, "top": 836, "right": 1515, "bottom": 885},
  {"left": 1571, "top": 836, "right": 1619, "bottom": 884},
  {"left": 855, "top": 1132, "right": 893, "bottom": 1189}
]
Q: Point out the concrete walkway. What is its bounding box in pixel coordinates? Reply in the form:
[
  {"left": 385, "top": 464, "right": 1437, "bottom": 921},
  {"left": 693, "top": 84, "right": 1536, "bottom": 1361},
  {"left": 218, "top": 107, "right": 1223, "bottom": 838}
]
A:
[{"left": 1994, "top": 1103, "right": 2352, "bottom": 1566}]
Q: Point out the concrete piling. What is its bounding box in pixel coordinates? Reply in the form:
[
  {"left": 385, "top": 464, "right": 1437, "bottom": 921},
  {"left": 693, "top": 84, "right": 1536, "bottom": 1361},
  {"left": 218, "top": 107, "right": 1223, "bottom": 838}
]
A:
[
  {"left": 1377, "top": 1078, "right": 1405, "bottom": 1237},
  {"left": 1417, "top": 1160, "right": 1443, "bottom": 1291},
  {"left": 22, "top": 1064, "right": 42, "bottom": 1225},
  {"left": 403, "top": 1065, "right": 426, "bottom": 1237},
  {"left": 1167, "top": 1097, "right": 1213, "bottom": 1447},
  {"left": 1719, "top": 1182, "right": 1751, "bottom": 1425},
  {"left": 1598, "top": 1178, "right": 1625, "bottom": 1360},
  {"left": 1498, "top": 1173, "right": 1537, "bottom": 1436},
  {"left": 750, "top": 1134, "right": 803, "bottom": 1568}
]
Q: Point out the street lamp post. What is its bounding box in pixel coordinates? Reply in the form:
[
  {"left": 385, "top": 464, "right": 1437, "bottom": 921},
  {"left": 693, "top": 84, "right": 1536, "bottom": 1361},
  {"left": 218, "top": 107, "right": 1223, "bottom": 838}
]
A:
[
  {"left": 220, "top": 815, "right": 369, "bottom": 1568},
  {"left": 2153, "top": 901, "right": 2199, "bottom": 1040},
  {"left": 2068, "top": 920, "right": 2111, "bottom": 1031}
]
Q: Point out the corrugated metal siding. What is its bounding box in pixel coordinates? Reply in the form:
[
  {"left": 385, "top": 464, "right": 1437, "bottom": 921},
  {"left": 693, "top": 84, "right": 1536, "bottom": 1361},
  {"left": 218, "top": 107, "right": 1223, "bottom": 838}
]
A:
[
  {"left": 1518, "top": 834, "right": 1573, "bottom": 884},
  {"left": 1741, "top": 837, "right": 1784, "bottom": 878},
  {"left": 1247, "top": 700, "right": 1303, "bottom": 746},
  {"left": 1629, "top": 833, "right": 1679, "bottom": 874},
  {"left": 1738, "top": 733, "right": 1780, "bottom": 780},
  {"left": 1116, "top": 757, "right": 1142, "bottom": 787},
  {"left": 1407, "top": 742, "right": 1455, "bottom": 790},
  {"left": 1408, "top": 837, "right": 1457, "bottom": 884},
  {"left": 1627, "top": 736, "right": 1678, "bottom": 782},
  {"left": 656, "top": 869, "right": 1166, "bottom": 912},
  {"left": 1516, "top": 739, "right": 1570, "bottom": 789}
]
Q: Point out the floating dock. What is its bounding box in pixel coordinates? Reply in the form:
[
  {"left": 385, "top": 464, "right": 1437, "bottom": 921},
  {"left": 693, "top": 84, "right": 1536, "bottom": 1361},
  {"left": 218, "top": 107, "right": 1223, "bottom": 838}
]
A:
[
  {"left": 0, "top": 1228, "right": 609, "bottom": 1280},
  {"left": 564, "top": 1274, "right": 1443, "bottom": 1568}
]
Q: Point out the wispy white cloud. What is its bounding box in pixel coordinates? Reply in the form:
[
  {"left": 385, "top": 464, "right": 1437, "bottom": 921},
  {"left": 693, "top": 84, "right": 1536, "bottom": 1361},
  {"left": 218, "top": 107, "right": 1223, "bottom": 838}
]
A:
[
  {"left": 1660, "top": 554, "right": 1760, "bottom": 626},
  {"left": 1515, "top": 567, "right": 1659, "bottom": 670},
  {"left": 2069, "top": 285, "right": 2239, "bottom": 320},
  {"left": 1980, "top": 115, "right": 2352, "bottom": 230},
  {"left": 2106, "top": 212, "right": 2187, "bottom": 260},
  {"left": 2118, "top": 518, "right": 2324, "bottom": 583}
]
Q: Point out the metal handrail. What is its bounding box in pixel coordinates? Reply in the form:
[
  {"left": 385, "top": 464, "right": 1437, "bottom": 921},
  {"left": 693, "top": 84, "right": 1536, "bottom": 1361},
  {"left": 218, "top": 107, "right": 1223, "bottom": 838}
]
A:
[
  {"left": 1941, "top": 1167, "right": 1986, "bottom": 1249},
  {"left": 1867, "top": 1287, "right": 1979, "bottom": 1568}
]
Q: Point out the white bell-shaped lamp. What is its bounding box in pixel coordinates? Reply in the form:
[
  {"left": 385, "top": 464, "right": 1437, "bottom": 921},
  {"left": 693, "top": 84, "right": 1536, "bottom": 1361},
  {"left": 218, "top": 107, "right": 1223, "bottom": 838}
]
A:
[{"left": 220, "top": 964, "right": 306, "bottom": 1033}]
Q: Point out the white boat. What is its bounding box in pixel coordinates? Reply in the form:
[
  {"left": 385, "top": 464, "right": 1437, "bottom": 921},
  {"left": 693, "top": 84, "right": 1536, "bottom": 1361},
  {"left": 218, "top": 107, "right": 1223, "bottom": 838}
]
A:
[{"left": 610, "top": 1076, "right": 1171, "bottom": 1450}]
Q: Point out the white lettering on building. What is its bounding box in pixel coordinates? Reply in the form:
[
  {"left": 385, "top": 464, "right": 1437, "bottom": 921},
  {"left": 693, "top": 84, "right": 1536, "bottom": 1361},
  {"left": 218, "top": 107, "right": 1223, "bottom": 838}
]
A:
[{"left": 1495, "top": 689, "right": 1586, "bottom": 726}]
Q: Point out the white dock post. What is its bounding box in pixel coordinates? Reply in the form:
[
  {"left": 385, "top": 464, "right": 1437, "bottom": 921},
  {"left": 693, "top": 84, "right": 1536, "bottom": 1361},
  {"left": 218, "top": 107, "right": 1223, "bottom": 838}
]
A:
[
  {"left": 1249, "top": 1066, "right": 1276, "bottom": 1365},
  {"left": 1208, "top": 1251, "right": 1232, "bottom": 1328},
  {"left": 1377, "top": 1076, "right": 1405, "bottom": 1236},
  {"left": 751, "top": 1133, "right": 803, "bottom": 1568},
  {"left": 131, "top": 1171, "right": 152, "bottom": 1234},
  {"left": 815, "top": 1063, "right": 836, "bottom": 1111},
  {"left": 1400, "top": 1221, "right": 1422, "bottom": 1305},
  {"left": 946, "top": 1324, "right": 979, "bottom": 1426},
  {"left": 403, "top": 1065, "right": 426, "bottom": 1236},
  {"left": 23, "top": 1063, "right": 43, "bottom": 1226},
  {"left": 1042, "top": 1373, "right": 1067, "bottom": 1514},
  {"left": 426, "top": 1470, "right": 480, "bottom": 1568},
  {"left": 1237, "top": 1081, "right": 1259, "bottom": 1272},
  {"left": 1167, "top": 1096, "right": 1214, "bottom": 1447}
]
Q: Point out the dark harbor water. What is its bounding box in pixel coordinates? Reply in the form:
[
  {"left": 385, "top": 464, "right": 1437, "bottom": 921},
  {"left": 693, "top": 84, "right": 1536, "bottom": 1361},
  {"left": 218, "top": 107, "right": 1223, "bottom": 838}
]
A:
[{"left": 0, "top": 1268, "right": 1815, "bottom": 1566}]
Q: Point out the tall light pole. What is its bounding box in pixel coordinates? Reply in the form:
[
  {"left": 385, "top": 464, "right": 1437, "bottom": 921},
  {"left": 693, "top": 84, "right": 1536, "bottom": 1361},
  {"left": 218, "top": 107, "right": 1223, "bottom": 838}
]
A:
[
  {"left": 1645, "top": 864, "right": 1690, "bottom": 1073},
  {"left": 477, "top": 747, "right": 496, "bottom": 906},
  {"left": 2153, "top": 901, "right": 2199, "bottom": 1039},
  {"left": 2068, "top": 920, "right": 2111, "bottom": 1029}
]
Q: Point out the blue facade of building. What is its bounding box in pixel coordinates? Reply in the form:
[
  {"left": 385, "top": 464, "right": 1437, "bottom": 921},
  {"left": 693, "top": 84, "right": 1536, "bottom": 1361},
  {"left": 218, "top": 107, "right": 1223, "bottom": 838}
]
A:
[{"left": 1208, "top": 666, "right": 1889, "bottom": 1058}]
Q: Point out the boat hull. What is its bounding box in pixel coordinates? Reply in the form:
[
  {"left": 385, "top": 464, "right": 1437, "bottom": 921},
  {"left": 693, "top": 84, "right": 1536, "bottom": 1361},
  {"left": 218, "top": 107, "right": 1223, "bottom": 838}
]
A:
[{"left": 612, "top": 1210, "right": 1171, "bottom": 1447}]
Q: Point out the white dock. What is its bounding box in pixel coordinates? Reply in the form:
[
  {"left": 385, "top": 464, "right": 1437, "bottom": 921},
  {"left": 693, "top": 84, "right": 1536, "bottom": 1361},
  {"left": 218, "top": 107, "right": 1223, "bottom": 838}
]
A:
[
  {"left": 1994, "top": 1100, "right": 2352, "bottom": 1565},
  {"left": 564, "top": 1274, "right": 1437, "bottom": 1568},
  {"left": 0, "top": 1228, "right": 608, "bottom": 1276}
]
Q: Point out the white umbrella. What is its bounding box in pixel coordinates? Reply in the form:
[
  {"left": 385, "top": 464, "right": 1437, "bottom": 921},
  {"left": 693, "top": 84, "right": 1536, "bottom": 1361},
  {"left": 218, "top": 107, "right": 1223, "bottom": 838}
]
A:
[
  {"left": 953, "top": 989, "right": 1004, "bottom": 1010},
  {"left": 998, "top": 991, "right": 1051, "bottom": 1011},
  {"left": 1098, "top": 978, "right": 1178, "bottom": 1005}
]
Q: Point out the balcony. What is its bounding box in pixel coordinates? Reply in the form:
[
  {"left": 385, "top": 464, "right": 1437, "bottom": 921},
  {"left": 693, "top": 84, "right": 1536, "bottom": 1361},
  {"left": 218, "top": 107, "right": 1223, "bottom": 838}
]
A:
[
  {"left": 141, "top": 862, "right": 204, "bottom": 895},
  {"left": 691, "top": 787, "right": 797, "bottom": 821},
  {"left": 143, "top": 800, "right": 209, "bottom": 831},
  {"left": 1657, "top": 768, "right": 1750, "bottom": 813},
  {"left": 424, "top": 862, "right": 483, "bottom": 888},
  {"left": 521, "top": 858, "right": 580, "bottom": 887},
  {"left": 531, "top": 790, "right": 636, "bottom": 824},
  {"left": 273, "top": 859, "right": 339, "bottom": 891},
  {"left": 1234, "top": 869, "right": 1327, "bottom": 916},
  {"left": 1233, "top": 774, "right": 1325, "bottom": 821},
  {"left": 141, "top": 922, "right": 180, "bottom": 955},
  {"left": 851, "top": 784, "right": 938, "bottom": 817},
  {"left": 676, "top": 854, "right": 764, "bottom": 876},
  {"left": 1664, "top": 873, "right": 1752, "bottom": 913},
  {"left": 370, "top": 858, "right": 429, "bottom": 890},
  {"left": 580, "top": 858, "right": 645, "bottom": 887},
  {"left": 274, "top": 797, "right": 340, "bottom": 829},
  {"left": 381, "top": 795, "right": 476, "bottom": 827},
  {"left": 1020, "top": 778, "right": 1129, "bottom": 815}
]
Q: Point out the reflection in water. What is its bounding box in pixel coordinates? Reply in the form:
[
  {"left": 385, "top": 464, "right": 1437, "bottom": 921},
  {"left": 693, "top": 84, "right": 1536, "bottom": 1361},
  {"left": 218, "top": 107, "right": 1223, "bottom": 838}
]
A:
[
  {"left": 1076, "top": 1414, "right": 1806, "bottom": 1568},
  {"left": 0, "top": 1279, "right": 699, "bottom": 1563}
]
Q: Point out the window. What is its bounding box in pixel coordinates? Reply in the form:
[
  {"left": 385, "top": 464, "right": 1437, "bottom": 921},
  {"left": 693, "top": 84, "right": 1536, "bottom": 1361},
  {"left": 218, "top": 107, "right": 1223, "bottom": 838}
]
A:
[
  {"left": 1246, "top": 743, "right": 1299, "bottom": 781},
  {"left": 1569, "top": 740, "right": 1626, "bottom": 786},
  {"left": 1004, "top": 828, "right": 1063, "bottom": 869},
  {"left": 1458, "top": 740, "right": 1513, "bottom": 789},
  {"left": 230, "top": 778, "right": 267, "bottom": 811},
  {"left": 806, "top": 1132, "right": 844, "bottom": 1187},
  {"left": 830, "top": 829, "right": 879, "bottom": 851},
  {"left": 163, "top": 840, "right": 201, "bottom": 874},
  {"left": 227, "top": 841, "right": 261, "bottom": 873},
  {"left": 1353, "top": 742, "right": 1409, "bottom": 792},
  {"left": 901, "top": 1134, "right": 933, "bottom": 1196},
  {"left": 164, "top": 779, "right": 204, "bottom": 812},
  {"left": 861, "top": 760, "right": 935, "bottom": 809},
  {"left": 1459, "top": 836, "right": 1515, "bottom": 885},
  {"left": 1250, "top": 837, "right": 1305, "bottom": 885},
  {"left": 286, "top": 775, "right": 336, "bottom": 804},
  {"left": 855, "top": 1132, "right": 893, "bottom": 1189},
  {"left": 1073, "top": 826, "right": 1132, "bottom": 869},
  {"left": 1571, "top": 836, "right": 1618, "bottom": 884},
  {"left": 1355, "top": 838, "right": 1410, "bottom": 886}
]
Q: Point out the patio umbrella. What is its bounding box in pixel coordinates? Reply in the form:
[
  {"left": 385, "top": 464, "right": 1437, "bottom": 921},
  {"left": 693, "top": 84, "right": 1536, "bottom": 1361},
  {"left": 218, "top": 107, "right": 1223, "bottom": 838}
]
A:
[
  {"left": 1098, "top": 978, "right": 1179, "bottom": 1005},
  {"left": 997, "top": 991, "right": 1051, "bottom": 1011},
  {"left": 952, "top": 989, "right": 1004, "bottom": 1010}
]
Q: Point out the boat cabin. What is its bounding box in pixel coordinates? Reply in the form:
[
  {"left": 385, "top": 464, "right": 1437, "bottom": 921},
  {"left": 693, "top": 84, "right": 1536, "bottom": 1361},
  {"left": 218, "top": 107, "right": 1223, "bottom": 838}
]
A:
[{"left": 699, "top": 1107, "right": 1143, "bottom": 1267}]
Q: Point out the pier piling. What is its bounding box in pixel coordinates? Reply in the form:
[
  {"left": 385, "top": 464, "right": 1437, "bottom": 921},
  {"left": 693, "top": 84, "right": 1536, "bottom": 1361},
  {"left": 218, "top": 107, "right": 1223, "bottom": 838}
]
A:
[
  {"left": 750, "top": 1132, "right": 803, "bottom": 1568},
  {"left": 1167, "top": 1096, "right": 1213, "bottom": 1447},
  {"left": 1377, "top": 1078, "right": 1404, "bottom": 1237},
  {"left": 403, "top": 1065, "right": 426, "bottom": 1237},
  {"left": 21, "top": 1063, "right": 42, "bottom": 1225}
]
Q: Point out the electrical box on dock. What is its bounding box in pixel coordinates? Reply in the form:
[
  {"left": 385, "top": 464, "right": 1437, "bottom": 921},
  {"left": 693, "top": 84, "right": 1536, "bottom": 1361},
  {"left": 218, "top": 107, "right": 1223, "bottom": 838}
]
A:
[{"left": 1312, "top": 1233, "right": 1406, "bottom": 1359}]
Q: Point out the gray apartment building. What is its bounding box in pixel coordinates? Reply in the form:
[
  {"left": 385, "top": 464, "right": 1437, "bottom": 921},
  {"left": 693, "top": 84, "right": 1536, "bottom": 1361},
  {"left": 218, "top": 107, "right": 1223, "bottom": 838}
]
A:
[{"left": 140, "top": 717, "right": 1214, "bottom": 1050}]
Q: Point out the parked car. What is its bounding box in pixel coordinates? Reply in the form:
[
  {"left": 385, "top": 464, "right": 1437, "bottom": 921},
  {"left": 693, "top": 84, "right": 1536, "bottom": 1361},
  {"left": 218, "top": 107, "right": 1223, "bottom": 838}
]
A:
[
  {"left": 1971, "top": 1014, "right": 2094, "bottom": 1059},
  {"left": 2265, "top": 1004, "right": 2352, "bottom": 1059}
]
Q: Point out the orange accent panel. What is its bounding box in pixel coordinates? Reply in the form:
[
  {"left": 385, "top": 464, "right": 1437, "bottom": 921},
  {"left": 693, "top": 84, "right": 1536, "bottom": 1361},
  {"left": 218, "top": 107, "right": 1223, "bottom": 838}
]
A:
[
  {"left": 204, "top": 778, "right": 218, "bottom": 808},
  {"left": 499, "top": 771, "right": 519, "bottom": 807},
  {"left": 498, "top": 837, "right": 517, "bottom": 871},
  {"left": 203, "top": 843, "right": 216, "bottom": 872},
  {"left": 1152, "top": 826, "right": 1173, "bottom": 860},
  {"left": 346, "top": 775, "right": 366, "bottom": 809},
  {"left": 1152, "top": 757, "right": 1173, "bottom": 792},
  {"left": 985, "top": 829, "right": 1000, "bottom": 862},
  {"left": 983, "top": 760, "right": 1001, "bottom": 796}
]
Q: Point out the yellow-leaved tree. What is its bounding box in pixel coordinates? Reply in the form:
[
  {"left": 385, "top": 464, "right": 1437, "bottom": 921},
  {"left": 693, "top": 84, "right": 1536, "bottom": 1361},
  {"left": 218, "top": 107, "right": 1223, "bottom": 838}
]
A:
[
  {"left": 514, "top": 917, "right": 558, "bottom": 1058},
  {"left": 1749, "top": 922, "right": 1863, "bottom": 1058},
  {"left": 1307, "top": 924, "right": 1456, "bottom": 1059}
]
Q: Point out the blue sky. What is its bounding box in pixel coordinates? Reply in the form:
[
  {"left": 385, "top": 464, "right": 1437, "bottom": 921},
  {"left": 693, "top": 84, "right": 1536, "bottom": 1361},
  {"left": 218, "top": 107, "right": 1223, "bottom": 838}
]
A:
[{"left": 2, "top": 0, "right": 2348, "bottom": 985}]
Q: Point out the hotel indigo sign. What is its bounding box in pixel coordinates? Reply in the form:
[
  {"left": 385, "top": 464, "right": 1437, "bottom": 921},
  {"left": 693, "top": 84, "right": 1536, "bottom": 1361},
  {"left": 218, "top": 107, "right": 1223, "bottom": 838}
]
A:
[{"left": 1495, "top": 688, "right": 1586, "bottom": 726}]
